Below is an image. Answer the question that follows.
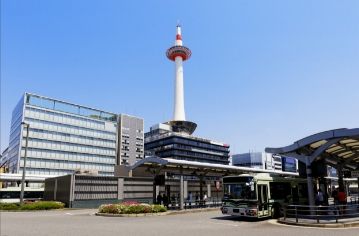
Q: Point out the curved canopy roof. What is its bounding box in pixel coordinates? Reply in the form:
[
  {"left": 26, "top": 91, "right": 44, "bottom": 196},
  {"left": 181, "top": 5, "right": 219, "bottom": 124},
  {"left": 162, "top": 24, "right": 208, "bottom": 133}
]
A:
[
  {"left": 128, "top": 156, "right": 299, "bottom": 176},
  {"left": 265, "top": 128, "right": 359, "bottom": 170}
]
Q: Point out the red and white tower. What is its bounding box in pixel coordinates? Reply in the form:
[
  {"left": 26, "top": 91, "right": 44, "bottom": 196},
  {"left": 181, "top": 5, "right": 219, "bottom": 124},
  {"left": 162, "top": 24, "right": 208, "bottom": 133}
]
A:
[{"left": 166, "top": 25, "right": 197, "bottom": 134}]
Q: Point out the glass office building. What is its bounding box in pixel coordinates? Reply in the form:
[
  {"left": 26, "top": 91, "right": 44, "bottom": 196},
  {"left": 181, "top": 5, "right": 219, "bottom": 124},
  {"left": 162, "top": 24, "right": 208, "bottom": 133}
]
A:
[{"left": 5, "top": 93, "right": 144, "bottom": 176}]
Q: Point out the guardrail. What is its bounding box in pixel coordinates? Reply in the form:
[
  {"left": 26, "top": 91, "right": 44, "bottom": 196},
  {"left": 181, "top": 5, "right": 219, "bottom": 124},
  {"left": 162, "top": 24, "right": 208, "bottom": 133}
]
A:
[
  {"left": 167, "top": 198, "right": 222, "bottom": 210},
  {"left": 349, "top": 196, "right": 359, "bottom": 204},
  {"left": 283, "top": 202, "right": 359, "bottom": 224}
]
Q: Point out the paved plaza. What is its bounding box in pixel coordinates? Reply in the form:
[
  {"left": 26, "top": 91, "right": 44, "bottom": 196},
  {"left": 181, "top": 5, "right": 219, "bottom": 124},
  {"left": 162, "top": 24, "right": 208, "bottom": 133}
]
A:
[{"left": 1, "top": 209, "right": 359, "bottom": 236}]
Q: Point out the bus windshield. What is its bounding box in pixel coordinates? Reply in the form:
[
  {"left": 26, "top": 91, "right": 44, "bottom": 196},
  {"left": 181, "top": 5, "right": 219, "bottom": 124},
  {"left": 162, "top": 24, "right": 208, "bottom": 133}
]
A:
[{"left": 223, "top": 177, "right": 256, "bottom": 200}]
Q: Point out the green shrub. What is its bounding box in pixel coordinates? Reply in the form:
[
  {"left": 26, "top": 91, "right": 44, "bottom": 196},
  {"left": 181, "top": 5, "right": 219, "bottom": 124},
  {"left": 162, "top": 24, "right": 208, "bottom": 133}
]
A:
[
  {"left": 20, "top": 201, "right": 65, "bottom": 210},
  {"left": 98, "top": 203, "right": 167, "bottom": 214},
  {"left": 0, "top": 203, "right": 20, "bottom": 210},
  {"left": 127, "top": 204, "right": 146, "bottom": 214},
  {"left": 151, "top": 204, "right": 167, "bottom": 213},
  {"left": 142, "top": 205, "right": 152, "bottom": 213},
  {"left": 99, "top": 204, "right": 120, "bottom": 214},
  {"left": 0, "top": 201, "right": 64, "bottom": 211}
]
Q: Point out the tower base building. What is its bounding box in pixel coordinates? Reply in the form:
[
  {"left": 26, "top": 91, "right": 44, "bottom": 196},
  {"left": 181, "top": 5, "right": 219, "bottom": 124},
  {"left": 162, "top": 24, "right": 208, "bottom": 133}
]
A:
[{"left": 145, "top": 123, "right": 230, "bottom": 165}]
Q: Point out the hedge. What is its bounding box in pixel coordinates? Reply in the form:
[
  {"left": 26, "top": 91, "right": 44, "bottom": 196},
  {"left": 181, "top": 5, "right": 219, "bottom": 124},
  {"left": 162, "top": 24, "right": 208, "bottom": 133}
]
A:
[
  {"left": 99, "top": 202, "right": 167, "bottom": 215},
  {"left": 0, "top": 201, "right": 65, "bottom": 211}
]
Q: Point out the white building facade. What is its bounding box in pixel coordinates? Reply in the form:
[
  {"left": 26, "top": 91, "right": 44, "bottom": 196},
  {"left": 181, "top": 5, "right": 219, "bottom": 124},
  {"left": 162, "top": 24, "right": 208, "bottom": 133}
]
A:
[{"left": 232, "top": 152, "right": 298, "bottom": 172}]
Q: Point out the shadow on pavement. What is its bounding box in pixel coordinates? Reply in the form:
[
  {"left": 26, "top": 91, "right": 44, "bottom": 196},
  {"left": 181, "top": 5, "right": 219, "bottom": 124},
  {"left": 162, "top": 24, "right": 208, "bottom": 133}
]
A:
[{"left": 211, "top": 215, "right": 269, "bottom": 222}]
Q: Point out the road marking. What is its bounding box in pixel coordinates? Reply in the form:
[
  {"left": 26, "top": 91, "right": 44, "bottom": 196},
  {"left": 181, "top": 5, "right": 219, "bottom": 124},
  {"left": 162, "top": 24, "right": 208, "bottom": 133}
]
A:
[
  {"left": 209, "top": 221, "right": 239, "bottom": 227},
  {"left": 64, "top": 211, "right": 96, "bottom": 216}
]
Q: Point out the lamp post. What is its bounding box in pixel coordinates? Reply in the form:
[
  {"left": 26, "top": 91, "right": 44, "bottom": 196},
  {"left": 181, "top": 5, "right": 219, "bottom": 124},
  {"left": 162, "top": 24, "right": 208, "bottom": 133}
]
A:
[{"left": 20, "top": 122, "right": 30, "bottom": 205}]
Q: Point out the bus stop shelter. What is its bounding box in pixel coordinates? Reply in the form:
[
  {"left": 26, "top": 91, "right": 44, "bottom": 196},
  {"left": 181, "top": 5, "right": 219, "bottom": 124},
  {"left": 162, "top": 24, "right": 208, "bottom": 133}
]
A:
[
  {"left": 117, "top": 157, "right": 299, "bottom": 209},
  {"left": 265, "top": 128, "right": 359, "bottom": 206}
]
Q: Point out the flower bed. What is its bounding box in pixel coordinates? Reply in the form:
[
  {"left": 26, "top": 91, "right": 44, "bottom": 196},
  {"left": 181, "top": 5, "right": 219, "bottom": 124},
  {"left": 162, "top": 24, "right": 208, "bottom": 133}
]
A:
[
  {"left": 0, "top": 201, "right": 65, "bottom": 211},
  {"left": 98, "top": 201, "right": 167, "bottom": 215}
]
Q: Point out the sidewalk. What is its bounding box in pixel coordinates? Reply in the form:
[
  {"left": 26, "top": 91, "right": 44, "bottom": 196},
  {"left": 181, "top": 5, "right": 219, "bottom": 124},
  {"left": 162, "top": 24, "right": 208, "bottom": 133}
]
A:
[
  {"left": 279, "top": 202, "right": 359, "bottom": 228},
  {"left": 278, "top": 217, "right": 359, "bottom": 228}
]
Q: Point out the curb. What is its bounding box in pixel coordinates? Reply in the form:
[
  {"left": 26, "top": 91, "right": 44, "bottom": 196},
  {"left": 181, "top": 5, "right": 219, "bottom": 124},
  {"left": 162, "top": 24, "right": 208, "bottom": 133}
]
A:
[
  {"left": 277, "top": 219, "right": 359, "bottom": 228},
  {"left": 95, "top": 207, "right": 220, "bottom": 217},
  {"left": 95, "top": 212, "right": 168, "bottom": 217},
  {"left": 0, "top": 208, "right": 66, "bottom": 212}
]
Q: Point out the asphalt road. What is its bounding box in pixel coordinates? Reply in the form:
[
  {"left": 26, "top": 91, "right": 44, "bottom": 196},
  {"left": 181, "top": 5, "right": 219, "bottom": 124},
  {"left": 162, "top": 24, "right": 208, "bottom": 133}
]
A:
[{"left": 1, "top": 209, "right": 358, "bottom": 236}]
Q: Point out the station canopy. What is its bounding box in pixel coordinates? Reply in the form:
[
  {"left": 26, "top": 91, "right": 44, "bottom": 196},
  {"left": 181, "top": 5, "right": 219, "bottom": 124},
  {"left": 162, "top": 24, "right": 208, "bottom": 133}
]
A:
[
  {"left": 265, "top": 128, "right": 359, "bottom": 170},
  {"left": 126, "top": 156, "right": 299, "bottom": 177}
]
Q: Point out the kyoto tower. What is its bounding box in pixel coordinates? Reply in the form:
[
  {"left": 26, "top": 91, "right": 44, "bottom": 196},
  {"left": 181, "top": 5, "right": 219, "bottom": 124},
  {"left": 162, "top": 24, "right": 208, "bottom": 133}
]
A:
[{"left": 165, "top": 25, "right": 197, "bottom": 135}]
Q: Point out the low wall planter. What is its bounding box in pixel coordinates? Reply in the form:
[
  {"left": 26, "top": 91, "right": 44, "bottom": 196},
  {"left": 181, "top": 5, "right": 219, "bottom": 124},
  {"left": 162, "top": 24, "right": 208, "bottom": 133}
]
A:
[{"left": 95, "top": 212, "right": 168, "bottom": 217}]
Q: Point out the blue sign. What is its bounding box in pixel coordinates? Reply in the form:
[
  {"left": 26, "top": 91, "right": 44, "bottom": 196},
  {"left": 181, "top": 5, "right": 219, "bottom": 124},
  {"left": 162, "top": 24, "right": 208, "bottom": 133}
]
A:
[{"left": 282, "top": 156, "right": 297, "bottom": 172}]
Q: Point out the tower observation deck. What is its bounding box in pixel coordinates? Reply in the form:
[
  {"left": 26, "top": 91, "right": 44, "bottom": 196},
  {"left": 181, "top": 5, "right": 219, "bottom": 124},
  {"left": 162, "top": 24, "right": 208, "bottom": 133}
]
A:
[{"left": 165, "top": 25, "right": 197, "bottom": 135}]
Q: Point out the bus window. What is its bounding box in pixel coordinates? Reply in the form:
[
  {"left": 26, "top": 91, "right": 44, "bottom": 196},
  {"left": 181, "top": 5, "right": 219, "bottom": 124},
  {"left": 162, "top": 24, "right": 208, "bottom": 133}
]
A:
[
  {"left": 269, "top": 182, "right": 291, "bottom": 201},
  {"left": 223, "top": 183, "right": 256, "bottom": 200},
  {"left": 25, "top": 191, "right": 44, "bottom": 199},
  {"left": 0, "top": 191, "right": 19, "bottom": 199},
  {"left": 258, "top": 185, "right": 268, "bottom": 211}
]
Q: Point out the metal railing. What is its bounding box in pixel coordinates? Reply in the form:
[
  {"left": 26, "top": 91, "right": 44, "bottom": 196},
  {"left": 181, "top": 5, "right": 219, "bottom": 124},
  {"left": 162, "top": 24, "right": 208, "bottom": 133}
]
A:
[
  {"left": 349, "top": 196, "right": 359, "bottom": 204},
  {"left": 283, "top": 202, "right": 359, "bottom": 224},
  {"left": 167, "top": 197, "right": 222, "bottom": 210}
]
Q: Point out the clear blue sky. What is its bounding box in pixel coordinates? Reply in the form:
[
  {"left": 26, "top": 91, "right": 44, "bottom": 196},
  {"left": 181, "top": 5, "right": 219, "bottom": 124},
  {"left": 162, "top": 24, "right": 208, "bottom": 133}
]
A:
[{"left": 1, "top": 0, "right": 359, "bottom": 154}]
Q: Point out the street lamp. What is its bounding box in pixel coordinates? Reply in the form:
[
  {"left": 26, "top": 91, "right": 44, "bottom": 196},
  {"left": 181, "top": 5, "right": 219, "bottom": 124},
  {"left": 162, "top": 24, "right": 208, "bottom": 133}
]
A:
[{"left": 20, "top": 122, "right": 30, "bottom": 205}]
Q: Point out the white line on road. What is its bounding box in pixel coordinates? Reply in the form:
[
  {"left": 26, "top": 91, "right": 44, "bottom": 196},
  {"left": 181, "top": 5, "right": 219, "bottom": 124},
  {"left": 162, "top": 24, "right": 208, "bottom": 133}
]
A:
[{"left": 209, "top": 221, "right": 239, "bottom": 227}]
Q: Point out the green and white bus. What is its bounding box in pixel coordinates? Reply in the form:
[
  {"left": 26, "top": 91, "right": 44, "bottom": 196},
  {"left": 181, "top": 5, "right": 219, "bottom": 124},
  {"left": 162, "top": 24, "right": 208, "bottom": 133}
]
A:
[
  {"left": 221, "top": 173, "right": 308, "bottom": 218},
  {"left": 0, "top": 187, "right": 44, "bottom": 203}
]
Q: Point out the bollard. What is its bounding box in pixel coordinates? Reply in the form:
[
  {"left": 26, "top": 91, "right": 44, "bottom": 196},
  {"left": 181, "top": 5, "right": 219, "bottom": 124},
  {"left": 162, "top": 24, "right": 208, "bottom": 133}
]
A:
[{"left": 295, "top": 206, "right": 298, "bottom": 223}]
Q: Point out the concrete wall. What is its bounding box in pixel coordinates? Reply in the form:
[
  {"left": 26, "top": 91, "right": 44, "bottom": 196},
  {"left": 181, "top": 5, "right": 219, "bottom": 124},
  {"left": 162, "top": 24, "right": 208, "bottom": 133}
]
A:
[
  {"left": 44, "top": 174, "right": 223, "bottom": 208},
  {"left": 44, "top": 174, "right": 153, "bottom": 208},
  {"left": 44, "top": 175, "right": 72, "bottom": 206}
]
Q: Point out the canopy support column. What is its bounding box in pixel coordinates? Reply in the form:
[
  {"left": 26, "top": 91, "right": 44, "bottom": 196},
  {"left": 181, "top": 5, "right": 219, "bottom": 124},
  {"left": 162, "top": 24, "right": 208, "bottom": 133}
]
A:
[
  {"left": 306, "top": 158, "right": 315, "bottom": 206},
  {"left": 199, "top": 175, "right": 204, "bottom": 206},
  {"left": 180, "top": 174, "right": 184, "bottom": 210},
  {"left": 153, "top": 182, "right": 157, "bottom": 204},
  {"left": 337, "top": 165, "right": 344, "bottom": 191}
]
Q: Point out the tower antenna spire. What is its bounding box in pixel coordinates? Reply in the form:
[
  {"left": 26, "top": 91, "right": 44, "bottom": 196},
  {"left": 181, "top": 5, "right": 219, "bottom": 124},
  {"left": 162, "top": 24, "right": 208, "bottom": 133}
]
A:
[{"left": 165, "top": 24, "right": 197, "bottom": 135}]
